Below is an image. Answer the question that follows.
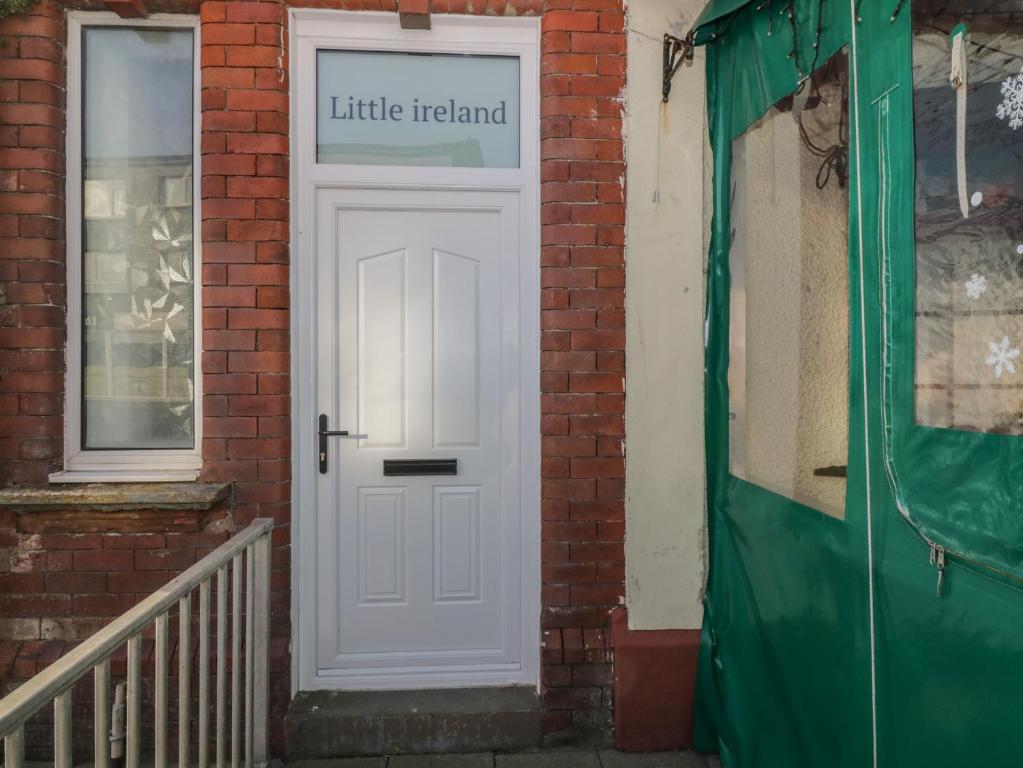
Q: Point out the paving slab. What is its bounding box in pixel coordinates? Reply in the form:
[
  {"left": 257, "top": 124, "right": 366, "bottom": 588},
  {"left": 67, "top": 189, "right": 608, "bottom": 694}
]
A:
[
  {"left": 495, "top": 750, "right": 601, "bottom": 768},
  {"left": 288, "top": 760, "right": 387, "bottom": 768},
  {"left": 598, "top": 750, "right": 707, "bottom": 768},
  {"left": 389, "top": 754, "right": 495, "bottom": 767}
]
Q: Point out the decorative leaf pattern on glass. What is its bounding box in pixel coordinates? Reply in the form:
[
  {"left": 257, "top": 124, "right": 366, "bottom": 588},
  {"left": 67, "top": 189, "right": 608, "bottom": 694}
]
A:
[{"left": 83, "top": 168, "right": 195, "bottom": 447}]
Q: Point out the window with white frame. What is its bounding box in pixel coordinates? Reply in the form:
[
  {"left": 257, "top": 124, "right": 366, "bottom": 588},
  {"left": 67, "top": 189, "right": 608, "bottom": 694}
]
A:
[{"left": 58, "top": 14, "right": 201, "bottom": 482}]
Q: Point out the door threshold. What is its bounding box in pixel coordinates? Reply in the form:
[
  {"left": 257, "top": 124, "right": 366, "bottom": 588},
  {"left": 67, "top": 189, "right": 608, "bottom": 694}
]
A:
[{"left": 285, "top": 686, "right": 542, "bottom": 759}]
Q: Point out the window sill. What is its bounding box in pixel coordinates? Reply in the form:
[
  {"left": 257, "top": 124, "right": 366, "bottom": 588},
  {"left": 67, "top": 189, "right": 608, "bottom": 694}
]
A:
[
  {"left": 0, "top": 481, "right": 231, "bottom": 534},
  {"left": 49, "top": 469, "right": 201, "bottom": 484},
  {"left": 53, "top": 447, "right": 203, "bottom": 484}
]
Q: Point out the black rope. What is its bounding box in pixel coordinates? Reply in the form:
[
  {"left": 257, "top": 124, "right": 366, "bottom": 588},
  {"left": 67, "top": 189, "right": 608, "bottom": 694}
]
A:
[
  {"left": 855, "top": 0, "right": 864, "bottom": 23},
  {"left": 787, "top": 2, "right": 803, "bottom": 77},
  {"left": 776, "top": 0, "right": 847, "bottom": 188},
  {"left": 798, "top": 59, "right": 850, "bottom": 189},
  {"left": 807, "top": 0, "right": 827, "bottom": 78},
  {"left": 891, "top": 0, "right": 908, "bottom": 21},
  {"left": 802, "top": 121, "right": 850, "bottom": 189}
]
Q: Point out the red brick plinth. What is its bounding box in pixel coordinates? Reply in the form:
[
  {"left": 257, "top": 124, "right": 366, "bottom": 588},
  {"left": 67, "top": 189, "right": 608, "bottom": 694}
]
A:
[{"left": 610, "top": 606, "right": 700, "bottom": 751}]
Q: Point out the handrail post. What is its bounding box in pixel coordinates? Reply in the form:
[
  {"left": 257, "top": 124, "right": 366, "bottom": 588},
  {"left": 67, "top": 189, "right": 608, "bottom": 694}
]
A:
[
  {"left": 199, "top": 579, "right": 211, "bottom": 768},
  {"left": 126, "top": 635, "right": 141, "bottom": 768},
  {"left": 54, "top": 689, "right": 72, "bottom": 768},
  {"left": 252, "top": 532, "right": 271, "bottom": 767},
  {"left": 216, "top": 565, "right": 227, "bottom": 768},
  {"left": 179, "top": 593, "right": 192, "bottom": 768},
  {"left": 94, "top": 658, "right": 111, "bottom": 768},
  {"left": 155, "top": 614, "right": 169, "bottom": 768},
  {"left": 4, "top": 726, "right": 24, "bottom": 768},
  {"left": 245, "top": 546, "right": 254, "bottom": 768},
  {"left": 231, "top": 553, "right": 242, "bottom": 768}
]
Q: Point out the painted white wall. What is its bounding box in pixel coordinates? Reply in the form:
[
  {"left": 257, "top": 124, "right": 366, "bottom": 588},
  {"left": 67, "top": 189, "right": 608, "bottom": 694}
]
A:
[{"left": 623, "top": 0, "right": 708, "bottom": 631}]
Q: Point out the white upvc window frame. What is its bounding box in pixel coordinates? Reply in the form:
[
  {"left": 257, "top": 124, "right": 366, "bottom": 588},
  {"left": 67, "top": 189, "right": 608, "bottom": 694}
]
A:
[{"left": 53, "top": 11, "right": 203, "bottom": 483}]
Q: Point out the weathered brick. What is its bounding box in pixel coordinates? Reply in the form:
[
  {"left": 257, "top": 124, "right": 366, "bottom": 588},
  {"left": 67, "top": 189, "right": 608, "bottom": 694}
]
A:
[{"left": 71, "top": 550, "right": 133, "bottom": 572}]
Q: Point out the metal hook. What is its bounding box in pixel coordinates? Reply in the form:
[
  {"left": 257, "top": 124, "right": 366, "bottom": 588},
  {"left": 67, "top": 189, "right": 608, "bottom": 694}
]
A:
[{"left": 662, "top": 32, "right": 695, "bottom": 103}]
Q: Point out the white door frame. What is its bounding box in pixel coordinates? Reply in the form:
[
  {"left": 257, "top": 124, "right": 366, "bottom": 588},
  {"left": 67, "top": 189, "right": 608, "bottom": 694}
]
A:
[{"left": 289, "top": 9, "right": 541, "bottom": 692}]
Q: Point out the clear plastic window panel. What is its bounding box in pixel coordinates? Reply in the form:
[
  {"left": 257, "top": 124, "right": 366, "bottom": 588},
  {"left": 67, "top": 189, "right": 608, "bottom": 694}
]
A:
[
  {"left": 728, "top": 51, "right": 850, "bottom": 519},
  {"left": 913, "top": 3, "right": 1023, "bottom": 434},
  {"left": 81, "top": 27, "right": 196, "bottom": 449}
]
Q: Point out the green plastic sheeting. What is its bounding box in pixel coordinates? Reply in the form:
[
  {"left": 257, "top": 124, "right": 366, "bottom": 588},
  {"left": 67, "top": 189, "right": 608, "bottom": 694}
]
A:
[
  {"left": 693, "top": 1, "right": 1023, "bottom": 766},
  {"left": 691, "top": 0, "right": 752, "bottom": 43}
]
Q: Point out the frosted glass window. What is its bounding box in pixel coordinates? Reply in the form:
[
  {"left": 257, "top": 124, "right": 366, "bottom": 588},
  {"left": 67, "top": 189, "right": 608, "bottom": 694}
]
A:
[
  {"left": 728, "top": 52, "right": 850, "bottom": 519},
  {"left": 81, "top": 27, "right": 196, "bottom": 449},
  {"left": 316, "top": 50, "right": 519, "bottom": 167},
  {"left": 913, "top": 3, "right": 1023, "bottom": 434}
]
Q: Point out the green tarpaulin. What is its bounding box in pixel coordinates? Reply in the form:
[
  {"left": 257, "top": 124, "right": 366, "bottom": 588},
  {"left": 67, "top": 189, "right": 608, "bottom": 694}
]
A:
[{"left": 693, "top": 0, "right": 1023, "bottom": 765}]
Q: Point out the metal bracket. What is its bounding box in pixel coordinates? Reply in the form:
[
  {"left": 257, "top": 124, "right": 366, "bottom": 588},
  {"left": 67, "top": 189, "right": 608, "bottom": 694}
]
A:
[{"left": 663, "top": 32, "right": 695, "bottom": 103}]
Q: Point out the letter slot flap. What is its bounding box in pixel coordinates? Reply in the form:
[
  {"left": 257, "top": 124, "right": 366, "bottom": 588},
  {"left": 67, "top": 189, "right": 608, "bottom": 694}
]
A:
[{"left": 383, "top": 459, "right": 458, "bottom": 476}]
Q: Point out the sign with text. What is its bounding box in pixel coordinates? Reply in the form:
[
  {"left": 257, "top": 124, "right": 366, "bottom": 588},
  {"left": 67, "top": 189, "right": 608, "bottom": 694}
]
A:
[{"left": 316, "top": 50, "right": 520, "bottom": 168}]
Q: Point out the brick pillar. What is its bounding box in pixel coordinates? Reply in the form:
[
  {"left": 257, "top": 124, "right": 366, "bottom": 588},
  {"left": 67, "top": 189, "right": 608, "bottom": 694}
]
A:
[
  {"left": 198, "top": 0, "right": 292, "bottom": 751},
  {"left": 538, "top": 0, "right": 626, "bottom": 745},
  {"left": 0, "top": 0, "right": 67, "bottom": 486}
]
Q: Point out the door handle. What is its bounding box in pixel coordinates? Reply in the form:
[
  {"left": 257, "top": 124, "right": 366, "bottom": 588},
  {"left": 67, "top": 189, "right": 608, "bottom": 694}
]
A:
[{"left": 318, "top": 414, "right": 367, "bottom": 474}]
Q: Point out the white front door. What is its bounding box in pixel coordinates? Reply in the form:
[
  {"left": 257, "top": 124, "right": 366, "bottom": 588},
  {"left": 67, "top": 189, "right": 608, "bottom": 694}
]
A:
[
  {"left": 292, "top": 9, "right": 540, "bottom": 692},
  {"left": 311, "top": 187, "right": 530, "bottom": 687}
]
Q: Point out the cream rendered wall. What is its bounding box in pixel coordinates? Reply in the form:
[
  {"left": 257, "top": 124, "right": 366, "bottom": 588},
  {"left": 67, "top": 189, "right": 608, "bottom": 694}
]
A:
[{"left": 623, "top": 0, "right": 708, "bottom": 631}]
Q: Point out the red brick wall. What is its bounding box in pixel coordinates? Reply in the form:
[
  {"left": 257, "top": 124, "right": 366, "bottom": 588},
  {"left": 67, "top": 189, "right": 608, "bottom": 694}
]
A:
[
  {"left": 196, "top": 0, "right": 293, "bottom": 747},
  {"left": 534, "top": 0, "right": 626, "bottom": 743},
  {"left": 0, "top": 0, "right": 67, "bottom": 487},
  {"left": 533, "top": 0, "right": 626, "bottom": 743},
  {"left": 0, "top": 0, "right": 626, "bottom": 750}
]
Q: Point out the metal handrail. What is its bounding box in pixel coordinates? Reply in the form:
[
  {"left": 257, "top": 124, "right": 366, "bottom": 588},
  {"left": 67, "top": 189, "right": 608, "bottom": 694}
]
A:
[{"left": 0, "top": 517, "right": 274, "bottom": 768}]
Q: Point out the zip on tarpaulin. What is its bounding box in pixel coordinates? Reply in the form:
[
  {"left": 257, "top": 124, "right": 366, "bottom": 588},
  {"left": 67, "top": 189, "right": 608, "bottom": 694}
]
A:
[{"left": 929, "top": 542, "right": 946, "bottom": 597}]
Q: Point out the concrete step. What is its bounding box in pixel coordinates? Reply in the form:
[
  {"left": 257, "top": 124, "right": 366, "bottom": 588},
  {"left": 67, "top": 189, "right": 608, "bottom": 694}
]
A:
[{"left": 284, "top": 687, "right": 543, "bottom": 759}]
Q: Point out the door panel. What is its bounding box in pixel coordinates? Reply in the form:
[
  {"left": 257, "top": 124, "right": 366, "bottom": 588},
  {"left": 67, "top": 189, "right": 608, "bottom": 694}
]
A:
[
  {"left": 314, "top": 188, "right": 523, "bottom": 683},
  {"left": 357, "top": 249, "right": 407, "bottom": 450},
  {"left": 433, "top": 250, "right": 481, "bottom": 448}
]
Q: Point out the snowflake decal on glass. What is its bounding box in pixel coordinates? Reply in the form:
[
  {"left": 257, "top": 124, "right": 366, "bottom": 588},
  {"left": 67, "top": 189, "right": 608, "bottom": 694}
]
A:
[
  {"left": 965, "top": 273, "right": 987, "bottom": 300},
  {"left": 986, "top": 336, "right": 1020, "bottom": 380},
  {"left": 997, "top": 66, "right": 1023, "bottom": 130}
]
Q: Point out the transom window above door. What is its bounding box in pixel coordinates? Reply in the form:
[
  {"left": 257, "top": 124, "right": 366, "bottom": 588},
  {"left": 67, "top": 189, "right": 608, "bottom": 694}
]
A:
[{"left": 315, "top": 50, "right": 520, "bottom": 168}]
